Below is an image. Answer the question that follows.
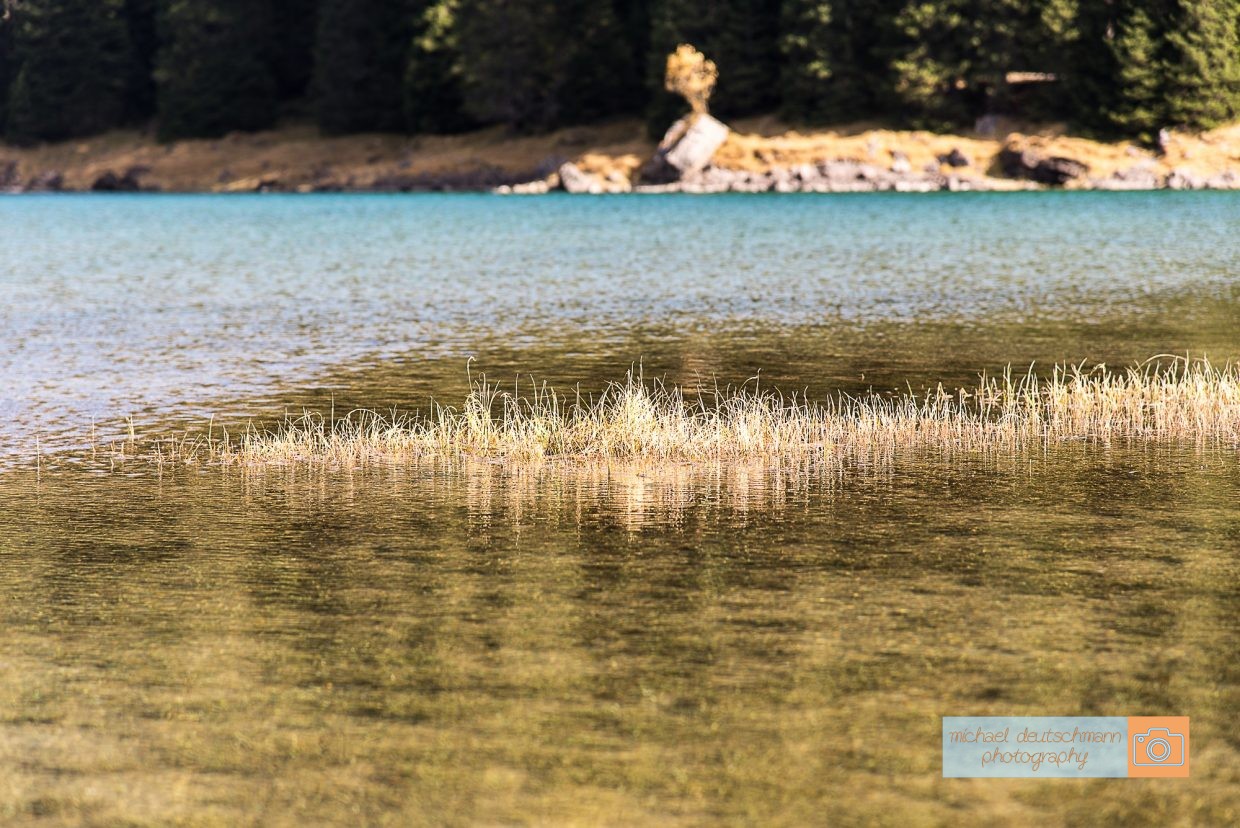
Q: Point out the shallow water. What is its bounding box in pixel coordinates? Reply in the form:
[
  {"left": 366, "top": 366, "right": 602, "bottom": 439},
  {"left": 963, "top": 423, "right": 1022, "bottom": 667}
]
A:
[
  {"left": 1, "top": 452, "right": 1237, "bottom": 825},
  {"left": 1, "top": 193, "right": 1239, "bottom": 825}
]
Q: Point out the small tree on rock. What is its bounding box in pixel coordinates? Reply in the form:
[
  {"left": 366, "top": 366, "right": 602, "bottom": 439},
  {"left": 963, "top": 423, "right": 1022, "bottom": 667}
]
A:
[{"left": 664, "top": 43, "right": 717, "bottom": 116}]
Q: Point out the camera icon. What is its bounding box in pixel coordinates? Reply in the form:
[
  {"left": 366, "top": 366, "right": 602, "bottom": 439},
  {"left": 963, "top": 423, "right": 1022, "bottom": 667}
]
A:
[{"left": 1132, "top": 727, "right": 1185, "bottom": 767}]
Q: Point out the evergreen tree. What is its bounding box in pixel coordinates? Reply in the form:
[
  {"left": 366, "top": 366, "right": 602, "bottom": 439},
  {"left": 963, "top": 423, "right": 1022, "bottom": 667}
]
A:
[
  {"left": 613, "top": 0, "right": 654, "bottom": 115},
  {"left": 5, "top": 0, "right": 132, "bottom": 144},
  {"left": 646, "top": 0, "right": 782, "bottom": 131},
  {"left": 780, "top": 0, "right": 899, "bottom": 123},
  {"left": 123, "top": 0, "right": 158, "bottom": 123},
  {"left": 455, "top": 0, "right": 562, "bottom": 130},
  {"left": 0, "top": 12, "right": 11, "bottom": 135},
  {"left": 1042, "top": 0, "right": 1119, "bottom": 133},
  {"left": 267, "top": 0, "right": 317, "bottom": 103},
  {"left": 884, "top": 0, "right": 1050, "bottom": 128},
  {"left": 313, "top": 0, "right": 414, "bottom": 134},
  {"left": 1105, "top": 4, "right": 1169, "bottom": 139},
  {"left": 0, "top": 0, "right": 1235, "bottom": 147},
  {"left": 556, "top": 0, "right": 644, "bottom": 124},
  {"left": 1164, "top": 0, "right": 1240, "bottom": 129},
  {"left": 421, "top": 0, "right": 641, "bottom": 132},
  {"left": 404, "top": 0, "right": 473, "bottom": 133},
  {"left": 155, "top": 1, "right": 277, "bottom": 140},
  {"left": 714, "top": 0, "right": 783, "bottom": 116}
]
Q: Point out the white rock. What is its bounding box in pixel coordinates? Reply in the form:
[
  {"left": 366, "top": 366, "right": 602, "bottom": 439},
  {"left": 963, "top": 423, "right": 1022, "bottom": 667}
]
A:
[{"left": 660, "top": 114, "right": 730, "bottom": 177}]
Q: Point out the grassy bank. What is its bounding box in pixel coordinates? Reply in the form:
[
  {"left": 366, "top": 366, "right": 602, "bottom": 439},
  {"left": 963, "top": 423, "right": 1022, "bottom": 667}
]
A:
[
  {"left": 108, "top": 358, "right": 1240, "bottom": 469},
  {"left": 4, "top": 117, "right": 1240, "bottom": 193}
]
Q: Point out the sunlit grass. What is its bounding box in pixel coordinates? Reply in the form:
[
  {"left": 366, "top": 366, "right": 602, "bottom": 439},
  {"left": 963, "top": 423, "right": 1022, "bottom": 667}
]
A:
[{"left": 125, "top": 357, "right": 1240, "bottom": 469}]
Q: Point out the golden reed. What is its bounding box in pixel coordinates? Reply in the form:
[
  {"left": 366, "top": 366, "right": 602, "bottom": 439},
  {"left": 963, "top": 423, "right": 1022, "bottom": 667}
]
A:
[{"left": 180, "top": 357, "right": 1240, "bottom": 468}]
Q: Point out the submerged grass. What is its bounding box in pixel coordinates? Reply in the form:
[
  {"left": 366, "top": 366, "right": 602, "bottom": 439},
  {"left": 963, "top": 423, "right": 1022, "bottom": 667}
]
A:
[{"left": 141, "top": 357, "right": 1240, "bottom": 468}]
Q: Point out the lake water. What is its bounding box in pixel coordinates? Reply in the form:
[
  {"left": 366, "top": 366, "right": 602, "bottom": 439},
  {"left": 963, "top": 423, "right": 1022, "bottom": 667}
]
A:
[
  {"left": 3, "top": 192, "right": 1238, "bottom": 454},
  {"left": 1, "top": 193, "right": 1238, "bottom": 825}
]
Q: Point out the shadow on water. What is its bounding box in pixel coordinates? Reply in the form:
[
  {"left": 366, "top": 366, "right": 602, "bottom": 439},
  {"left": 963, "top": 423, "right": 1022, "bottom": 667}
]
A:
[{"left": 0, "top": 447, "right": 1236, "bottom": 825}]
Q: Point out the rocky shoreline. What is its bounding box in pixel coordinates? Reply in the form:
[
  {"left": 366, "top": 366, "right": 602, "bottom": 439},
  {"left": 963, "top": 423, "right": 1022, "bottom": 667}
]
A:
[
  {"left": 499, "top": 115, "right": 1240, "bottom": 195},
  {"left": 1, "top": 157, "right": 544, "bottom": 194},
  {"left": 3, "top": 117, "right": 1239, "bottom": 195},
  {"left": 501, "top": 157, "right": 1033, "bottom": 195}
]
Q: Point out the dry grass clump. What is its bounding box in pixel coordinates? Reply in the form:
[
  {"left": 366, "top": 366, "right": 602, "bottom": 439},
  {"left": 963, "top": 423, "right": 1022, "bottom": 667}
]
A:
[{"left": 206, "top": 358, "right": 1240, "bottom": 469}]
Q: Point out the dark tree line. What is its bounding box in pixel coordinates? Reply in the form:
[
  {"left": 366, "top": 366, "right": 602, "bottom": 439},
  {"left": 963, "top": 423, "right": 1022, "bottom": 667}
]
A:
[{"left": 1, "top": 0, "right": 1237, "bottom": 145}]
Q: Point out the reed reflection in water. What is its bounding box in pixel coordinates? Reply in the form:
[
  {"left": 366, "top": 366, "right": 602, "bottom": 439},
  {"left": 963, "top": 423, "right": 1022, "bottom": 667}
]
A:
[{"left": 0, "top": 448, "right": 1236, "bottom": 825}]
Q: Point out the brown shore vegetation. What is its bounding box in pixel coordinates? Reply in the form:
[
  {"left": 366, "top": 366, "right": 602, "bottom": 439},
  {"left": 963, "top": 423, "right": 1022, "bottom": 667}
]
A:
[{"left": 716, "top": 117, "right": 1240, "bottom": 186}]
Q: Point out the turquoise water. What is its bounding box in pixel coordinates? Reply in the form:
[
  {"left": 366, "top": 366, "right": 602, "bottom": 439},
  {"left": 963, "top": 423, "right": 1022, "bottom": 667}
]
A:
[{"left": 2, "top": 191, "right": 1238, "bottom": 457}]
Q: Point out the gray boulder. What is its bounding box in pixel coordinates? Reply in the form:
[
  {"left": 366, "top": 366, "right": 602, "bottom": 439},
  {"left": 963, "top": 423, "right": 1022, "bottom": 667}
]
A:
[
  {"left": 558, "top": 162, "right": 600, "bottom": 194},
  {"left": 24, "top": 170, "right": 63, "bottom": 192},
  {"left": 0, "top": 160, "right": 18, "bottom": 189},
  {"left": 664, "top": 114, "right": 729, "bottom": 174},
  {"left": 1205, "top": 171, "right": 1240, "bottom": 190},
  {"left": 998, "top": 146, "right": 1088, "bottom": 185},
  {"left": 91, "top": 168, "right": 145, "bottom": 192},
  {"left": 1165, "top": 167, "right": 1205, "bottom": 190},
  {"left": 1093, "top": 165, "right": 1159, "bottom": 191},
  {"left": 643, "top": 113, "right": 730, "bottom": 183},
  {"left": 937, "top": 148, "right": 970, "bottom": 168},
  {"left": 790, "top": 163, "right": 819, "bottom": 184}
]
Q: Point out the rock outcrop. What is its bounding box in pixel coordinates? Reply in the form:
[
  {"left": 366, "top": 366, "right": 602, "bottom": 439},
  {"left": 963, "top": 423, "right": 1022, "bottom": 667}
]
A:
[
  {"left": 24, "top": 170, "right": 63, "bottom": 192},
  {"left": 485, "top": 118, "right": 1240, "bottom": 196},
  {"left": 0, "top": 160, "right": 18, "bottom": 190},
  {"left": 642, "top": 113, "right": 730, "bottom": 184},
  {"left": 998, "top": 144, "right": 1089, "bottom": 185},
  {"left": 91, "top": 167, "right": 148, "bottom": 192},
  {"left": 1091, "top": 165, "right": 1160, "bottom": 190},
  {"left": 558, "top": 162, "right": 601, "bottom": 194},
  {"left": 1205, "top": 171, "right": 1240, "bottom": 190},
  {"left": 1164, "top": 167, "right": 1206, "bottom": 190},
  {"left": 937, "top": 148, "right": 970, "bottom": 168},
  {"left": 632, "top": 159, "right": 1027, "bottom": 194}
]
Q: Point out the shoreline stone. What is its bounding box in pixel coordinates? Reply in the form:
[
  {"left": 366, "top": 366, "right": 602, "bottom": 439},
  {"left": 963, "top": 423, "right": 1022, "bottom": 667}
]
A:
[
  {"left": 91, "top": 166, "right": 150, "bottom": 192},
  {"left": 998, "top": 144, "right": 1089, "bottom": 185},
  {"left": 24, "top": 170, "right": 64, "bottom": 192},
  {"left": 624, "top": 158, "right": 1035, "bottom": 194},
  {"left": 0, "top": 160, "right": 18, "bottom": 190},
  {"left": 642, "top": 113, "right": 730, "bottom": 184}
]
